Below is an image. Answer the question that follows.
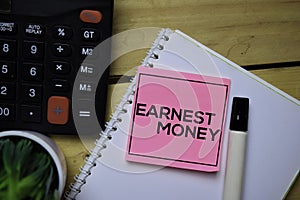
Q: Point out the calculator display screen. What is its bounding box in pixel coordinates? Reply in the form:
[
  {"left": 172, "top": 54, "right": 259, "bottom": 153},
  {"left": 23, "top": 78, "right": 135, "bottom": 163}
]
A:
[
  {"left": 0, "top": 0, "right": 11, "bottom": 13},
  {"left": 3, "top": 0, "right": 107, "bottom": 17}
]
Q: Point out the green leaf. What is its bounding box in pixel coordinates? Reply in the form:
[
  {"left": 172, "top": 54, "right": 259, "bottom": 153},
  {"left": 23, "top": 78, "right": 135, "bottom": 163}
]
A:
[
  {"left": 0, "top": 138, "right": 59, "bottom": 200},
  {"left": 2, "top": 139, "right": 15, "bottom": 175},
  {"left": 44, "top": 165, "right": 54, "bottom": 197},
  {"left": 15, "top": 139, "right": 33, "bottom": 177}
]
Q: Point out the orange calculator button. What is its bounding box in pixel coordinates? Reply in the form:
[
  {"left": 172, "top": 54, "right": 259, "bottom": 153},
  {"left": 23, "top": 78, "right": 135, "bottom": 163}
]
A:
[
  {"left": 47, "top": 96, "right": 69, "bottom": 125},
  {"left": 80, "top": 10, "right": 103, "bottom": 24}
]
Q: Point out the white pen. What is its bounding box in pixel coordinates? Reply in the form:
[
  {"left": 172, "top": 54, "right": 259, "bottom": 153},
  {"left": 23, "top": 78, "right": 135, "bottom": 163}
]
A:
[{"left": 223, "top": 97, "right": 249, "bottom": 200}]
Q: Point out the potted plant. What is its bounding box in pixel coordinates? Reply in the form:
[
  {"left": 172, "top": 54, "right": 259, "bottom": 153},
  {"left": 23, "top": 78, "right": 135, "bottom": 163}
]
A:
[{"left": 0, "top": 130, "right": 67, "bottom": 200}]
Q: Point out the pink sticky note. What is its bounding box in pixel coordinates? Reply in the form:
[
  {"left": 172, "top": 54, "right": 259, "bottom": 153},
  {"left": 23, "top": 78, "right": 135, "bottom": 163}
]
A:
[{"left": 126, "top": 66, "right": 230, "bottom": 172}]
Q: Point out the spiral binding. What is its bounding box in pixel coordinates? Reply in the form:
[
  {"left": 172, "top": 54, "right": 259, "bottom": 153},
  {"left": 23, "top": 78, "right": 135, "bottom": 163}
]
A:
[{"left": 64, "top": 28, "right": 173, "bottom": 200}]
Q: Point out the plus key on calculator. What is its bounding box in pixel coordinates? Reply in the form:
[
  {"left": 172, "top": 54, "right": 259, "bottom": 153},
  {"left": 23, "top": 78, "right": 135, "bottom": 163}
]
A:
[{"left": 0, "top": 0, "right": 114, "bottom": 134}]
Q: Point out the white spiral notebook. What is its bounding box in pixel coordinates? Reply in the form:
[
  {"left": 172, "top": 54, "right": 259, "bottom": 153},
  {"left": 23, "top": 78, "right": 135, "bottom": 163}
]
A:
[{"left": 65, "top": 29, "right": 300, "bottom": 200}]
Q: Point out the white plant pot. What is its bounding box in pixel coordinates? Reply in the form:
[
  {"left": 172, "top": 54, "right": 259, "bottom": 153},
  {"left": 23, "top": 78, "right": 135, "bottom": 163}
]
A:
[{"left": 0, "top": 130, "right": 67, "bottom": 199}]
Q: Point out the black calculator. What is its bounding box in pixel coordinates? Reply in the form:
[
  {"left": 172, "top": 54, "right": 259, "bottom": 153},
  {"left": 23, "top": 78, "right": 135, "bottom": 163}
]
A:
[{"left": 0, "top": 0, "right": 114, "bottom": 134}]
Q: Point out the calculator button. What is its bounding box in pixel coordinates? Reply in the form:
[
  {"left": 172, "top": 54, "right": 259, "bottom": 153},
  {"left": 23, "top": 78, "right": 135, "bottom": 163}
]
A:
[
  {"left": 22, "top": 84, "right": 42, "bottom": 102},
  {"left": 47, "top": 96, "right": 69, "bottom": 125},
  {"left": 0, "top": 82, "right": 16, "bottom": 100},
  {"left": 76, "top": 100, "right": 93, "bottom": 119},
  {"left": 0, "top": 22, "right": 17, "bottom": 35},
  {"left": 79, "top": 64, "right": 96, "bottom": 76},
  {"left": 0, "top": 39, "right": 17, "bottom": 58},
  {"left": 80, "top": 46, "right": 97, "bottom": 58},
  {"left": 80, "top": 10, "right": 102, "bottom": 24},
  {"left": 77, "top": 81, "right": 96, "bottom": 96},
  {"left": 52, "top": 79, "right": 69, "bottom": 91},
  {"left": 22, "top": 63, "right": 43, "bottom": 82},
  {"left": 52, "top": 43, "right": 72, "bottom": 57},
  {"left": 53, "top": 26, "right": 73, "bottom": 40},
  {"left": 21, "top": 105, "right": 41, "bottom": 123},
  {"left": 23, "top": 41, "right": 45, "bottom": 60},
  {"left": 0, "top": 103, "right": 15, "bottom": 121},
  {"left": 24, "top": 23, "right": 45, "bottom": 37},
  {"left": 81, "top": 28, "right": 100, "bottom": 41},
  {"left": 51, "top": 61, "right": 71, "bottom": 74},
  {"left": 0, "top": 61, "right": 16, "bottom": 80}
]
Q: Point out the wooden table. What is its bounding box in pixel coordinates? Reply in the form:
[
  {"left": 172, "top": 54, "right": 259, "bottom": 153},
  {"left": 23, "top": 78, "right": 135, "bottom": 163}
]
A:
[{"left": 52, "top": 0, "right": 300, "bottom": 199}]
